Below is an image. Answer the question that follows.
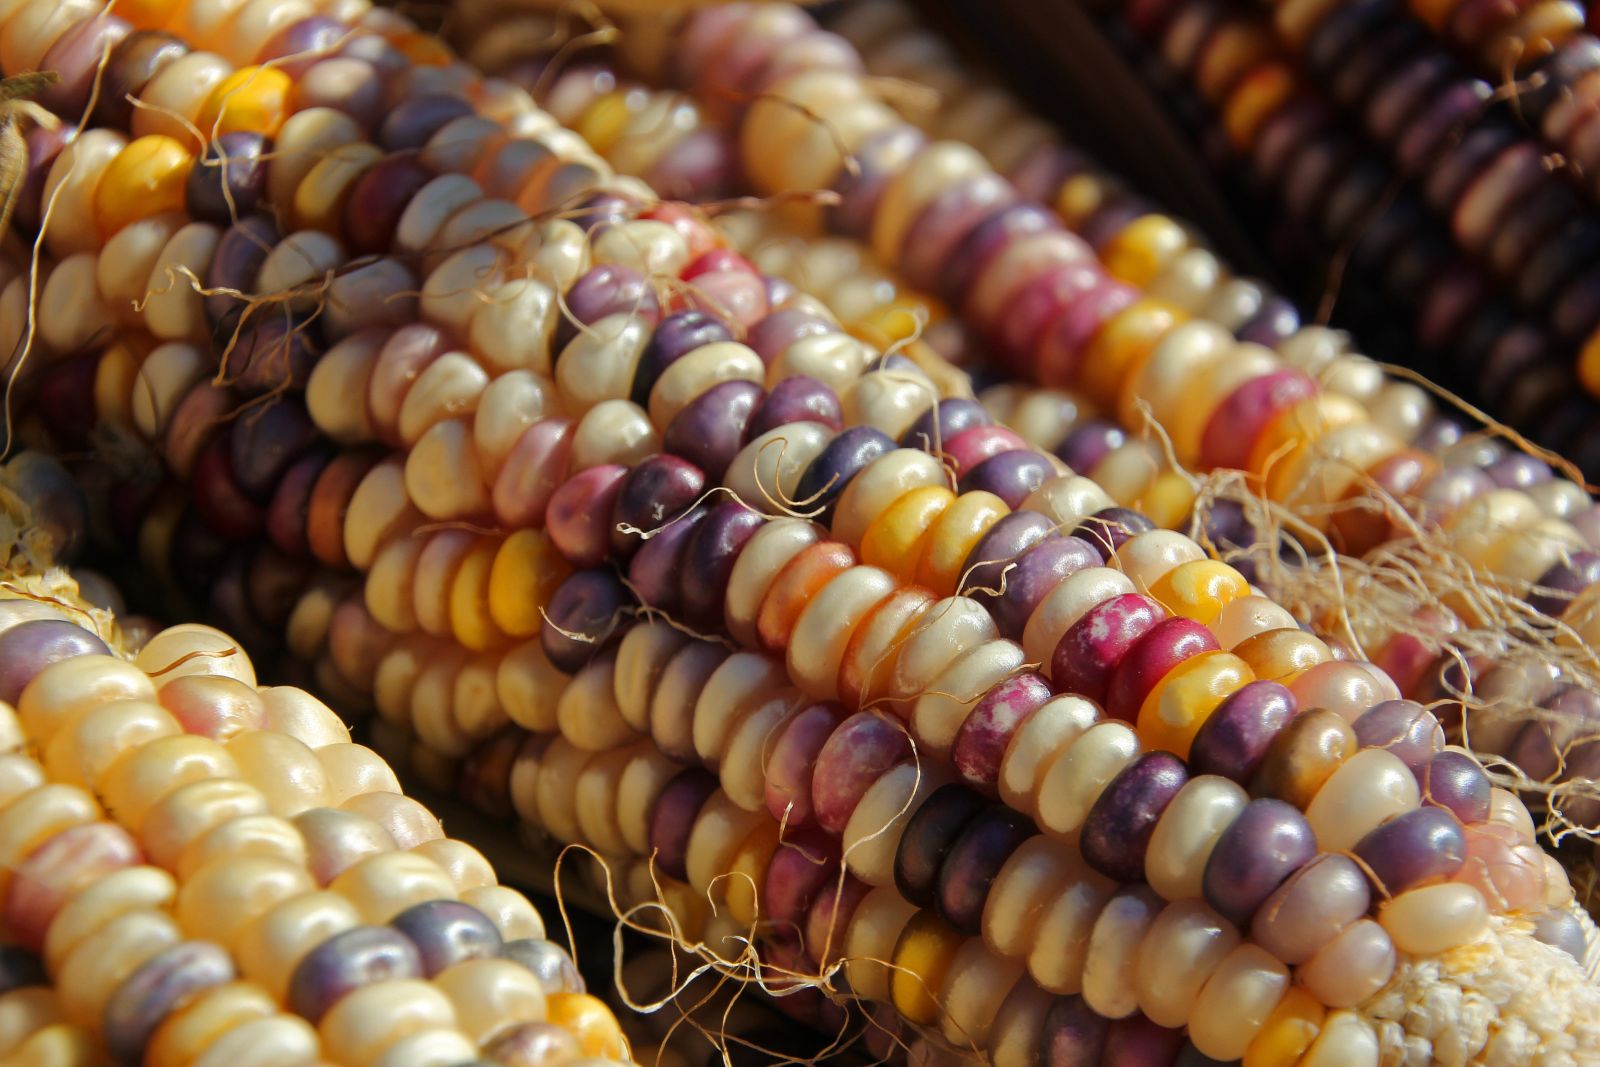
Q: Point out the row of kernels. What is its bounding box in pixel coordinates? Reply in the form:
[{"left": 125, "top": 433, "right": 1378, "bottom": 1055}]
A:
[
  {"left": 1259, "top": 0, "right": 1600, "bottom": 367},
  {"left": 653, "top": 3, "right": 1600, "bottom": 471},
  {"left": 652, "top": 489, "right": 1574, "bottom": 953},
  {"left": 1398, "top": 0, "right": 1591, "bottom": 86},
  {"left": 830, "top": 0, "right": 1569, "bottom": 478},
  {"left": 184, "top": 409, "right": 1574, "bottom": 1062},
  {"left": 530, "top": 57, "right": 737, "bottom": 202},
  {"left": 0, "top": 607, "right": 618, "bottom": 1066},
  {"left": 474, "top": 698, "right": 1211, "bottom": 1065},
  {"left": 0, "top": 772, "right": 333, "bottom": 1065},
  {"left": 526, "top": 4, "right": 1600, "bottom": 642},
  {"left": 499, "top": 711, "right": 1380, "bottom": 1066},
  {"left": 534, "top": 483, "right": 1561, "bottom": 985},
  {"left": 1116, "top": 0, "right": 1600, "bottom": 427}
]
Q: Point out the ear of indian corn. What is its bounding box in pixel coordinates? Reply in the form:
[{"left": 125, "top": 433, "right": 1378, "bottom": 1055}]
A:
[
  {"left": 2, "top": 0, "right": 1600, "bottom": 1063},
  {"left": 0, "top": 471, "right": 628, "bottom": 1066},
  {"left": 430, "top": 0, "right": 1600, "bottom": 863}
]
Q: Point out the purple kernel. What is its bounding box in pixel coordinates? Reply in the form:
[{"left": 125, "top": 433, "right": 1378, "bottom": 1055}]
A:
[
  {"left": 764, "top": 828, "right": 839, "bottom": 927},
  {"left": 377, "top": 93, "right": 474, "bottom": 151},
  {"left": 951, "top": 673, "right": 1052, "bottom": 794},
  {"left": 988, "top": 536, "right": 1102, "bottom": 639},
  {"left": 1072, "top": 506, "right": 1154, "bottom": 560},
  {"left": 940, "top": 201, "right": 1058, "bottom": 304},
  {"left": 958, "top": 450, "right": 1053, "bottom": 509},
  {"left": 555, "top": 265, "right": 659, "bottom": 350},
  {"left": 1102, "top": 1015, "right": 1186, "bottom": 1066},
  {"left": 0, "top": 620, "right": 109, "bottom": 705},
  {"left": 259, "top": 16, "right": 346, "bottom": 75},
  {"left": 1352, "top": 806, "right": 1467, "bottom": 895},
  {"left": 746, "top": 308, "right": 834, "bottom": 366},
  {"left": 1202, "top": 797, "right": 1318, "bottom": 925},
  {"left": 960, "top": 510, "right": 1058, "bottom": 601},
  {"left": 1351, "top": 699, "right": 1445, "bottom": 779},
  {"left": 747, "top": 376, "right": 843, "bottom": 438},
  {"left": 1041, "top": 995, "right": 1109, "bottom": 1067},
  {"left": 568, "top": 192, "right": 639, "bottom": 234},
  {"left": 828, "top": 125, "right": 927, "bottom": 240},
  {"left": 794, "top": 426, "right": 894, "bottom": 523},
  {"left": 648, "top": 769, "right": 719, "bottom": 882},
  {"left": 287, "top": 926, "right": 422, "bottom": 1023},
  {"left": 1420, "top": 750, "right": 1492, "bottom": 823},
  {"left": 893, "top": 785, "right": 986, "bottom": 909},
  {"left": 389, "top": 900, "right": 504, "bottom": 976},
  {"left": 1056, "top": 419, "right": 1127, "bottom": 475},
  {"left": 205, "top": 216, "right": 279, "bottom": 325},
  {"left": 677, "top": 501, "right": 765, "bottom": 632},
  {"left": 898, "top": 397, "right": 990, "bottom": 451},
  {"left": 1250, "top": 853, "right": 1371, "bottom": 965},
  {"left": 218, "top": 308, "right": 321, "bottom": 394},
  {"left": 662, "top": 379, "right": 763, "bottom": 478},
  {"left": 1081, "top": 751, "right": 1189, "bottom": 883},
  {"left": 609, "top": 454, "right": 707, "bottom": 563},
  {"left": 1529, "top": 551, "right": 1600, "bottom": 616},
  {"left": 228, "top": 399, "right": 319, "bottom": 501},
  {"left": 103, "top": 941, "right": 235, "bottom": 1064},
  {"left": 935, "top": 808, "right": 1034, "bottom": 935},
  {"left": 185, "top": 132, "right": 268, "bottom": 224},
  {"left": 1507, "top": 683, "right": 1600, "bottom": 781},
  {"left": 1486, "top": 451, "right": 1553, "bottom": 489},
  {"left": 501, "top": 938, "right": 585, "bottom": 994},
  {"left": 631, "top": 311, "right": 734, "bottom": 407},
  {"left": 1189, "top": 681, "right": 1299, "bottom": 784},
  {"left": 540, "top": 569, "right": 633, "bottom": 673},
  {"left": 627, "top": 505, "right": 708, "bottom": 616}
]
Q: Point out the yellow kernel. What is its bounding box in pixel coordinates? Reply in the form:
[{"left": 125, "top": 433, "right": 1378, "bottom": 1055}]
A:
[
  {"left": 1579, "top": 326, "right": 1600, "bottom": 400},
  {"left": 196, "top": 66, "right": 293, "bottom": 139},
  {"left": 1079, "top": 299, "right": 1188, "bottom": 408},
  {"left": 1223, "top": 64, "right": 1295, "bottom": 150},
  {"left": 1055, "top": 173, "right": 1114, "bottom": 229},
  {"left": 1137, "top": 470, "right": 1198, "bottom": 530},
  {"left": 544, "top": 993, "right": 630, "bottom": 1059},
  {"left": 1136, "top": 651, "right": 1255, "bottom": 758},
  {"left": 1147, "top": 559, "right": 1250, "bottom": 626},
  {"left": 1103, "top": 215, "right": 1190, "bottom": 288},
  {"left": 915, "top": 490, "right": 1010, "bottom": 596},
  {"left": 853, "top": 299, "right": 936, "bottom": 346},
  {"left": 115, "top": 0, "right": 184, "bottom": 27},
  {"left": 449, "top": 539, "right": 508, "bottom": 653},
  {"left": 95, "top": 135, "right": 193, "bottom": 238},
  {"left": 861, "top": 486, "right": 956, "bottom": 581},
  {"left": 577, "top": 91, "right": 634, "bottom": 157},
  {"left": 488, "top": 530, "right": 570, "bottom": 638},
  {"left": 889, "top": 910, "right": 963, "bottom": 1025},
  {"left": 1242, "top": 987, "right": 1325, "bottom": 1067},
  {"left": 723, "top": 821, "right": 779, "bottom": 927}
]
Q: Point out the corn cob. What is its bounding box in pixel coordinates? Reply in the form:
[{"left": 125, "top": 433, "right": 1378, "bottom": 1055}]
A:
[
  {"left": 0, "top": 0, "right": 1593, "bottom": 1062},
  {"left": 1384, "top": 0, "right": 1599, "bottom": 168},
  {"left": 423, "top": 1, "right": 1600, "bottom": 862},
  {"left": 403, "top": 539, "right": 1600, "bottom": 1067},
  {"left": 190, "top": 238, "right": 1600, "bottom": 1062},
  {"left": 556, "top": 2, "right": 1600, "bottom": 463},
  {"left": 0, "top": 551, "right": 629, "bottom": 1067}
]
